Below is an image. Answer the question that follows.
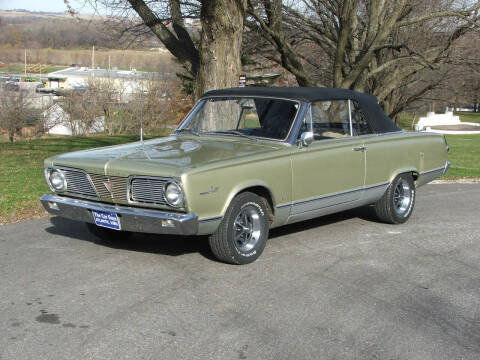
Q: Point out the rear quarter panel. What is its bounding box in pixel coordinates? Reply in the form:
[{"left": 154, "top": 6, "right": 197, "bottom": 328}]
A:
[{"left": 363, "top": 131, "right": 447, "bottom": 187}]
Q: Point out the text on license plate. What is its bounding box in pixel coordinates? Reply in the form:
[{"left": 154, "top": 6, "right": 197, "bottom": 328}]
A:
[{"left": 92, "top": 210, "right": 121, "bottom": 230}]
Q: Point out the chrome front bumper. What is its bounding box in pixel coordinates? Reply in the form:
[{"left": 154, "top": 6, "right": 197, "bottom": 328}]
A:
[{"left": 40, "top": 194, "right": 198, "bottom": 235}]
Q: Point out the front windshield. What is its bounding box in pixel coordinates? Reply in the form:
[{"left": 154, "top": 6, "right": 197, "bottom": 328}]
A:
[{"left": 180, "top": 97, "right": 299, "bottom": 140}]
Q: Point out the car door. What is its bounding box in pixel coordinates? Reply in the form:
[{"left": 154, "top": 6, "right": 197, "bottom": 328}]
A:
[
  {"left": 349, "top": 100, "right": 390, "bottom": 203},
  {"left": 289, "top": 100, "right": 366, "bottom": 221}
]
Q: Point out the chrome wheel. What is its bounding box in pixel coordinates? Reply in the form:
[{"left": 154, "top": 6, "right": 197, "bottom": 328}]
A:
[
  {"left": 233, "top": 206, "right": 262, "bottom": 252},
  {"left": 393, "top": 178, "right": 412, "bottom": 215}
]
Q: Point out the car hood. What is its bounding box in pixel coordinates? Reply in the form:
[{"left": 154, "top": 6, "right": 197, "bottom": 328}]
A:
[{"left": 48, "top": 135, "right": 283, "bottom": 178}]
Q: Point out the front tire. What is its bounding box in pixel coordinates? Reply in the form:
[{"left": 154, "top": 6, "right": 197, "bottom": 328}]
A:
[
  {"left": 208, "top": 192, "right": 269, "bottom": 265},
  {"left": 374, "top": 173, "right": 415, "bottom": 224}
]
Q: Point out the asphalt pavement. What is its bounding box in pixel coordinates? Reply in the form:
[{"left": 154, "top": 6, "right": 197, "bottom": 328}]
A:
[{"left": 1, "top": 184, "right": 479, "bottom": 360}]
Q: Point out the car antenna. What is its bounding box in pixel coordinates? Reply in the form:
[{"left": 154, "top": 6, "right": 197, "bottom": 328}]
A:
[{"left": 140, "top": 99, "right": 144, "bottom": 148}]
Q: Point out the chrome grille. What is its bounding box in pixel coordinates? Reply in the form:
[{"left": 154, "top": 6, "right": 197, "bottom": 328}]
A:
[
  {"left": 57, "top": 170, "right": 169, "bottom": 206},
  {"left": 130, "top": 177, "right": 167, "bottom": 205},
  {"left": 61, "top": 168, "right": 98, "bottom": 198},
  {"left": 89, "top": 174, "right": 128, "bottom": 202}
]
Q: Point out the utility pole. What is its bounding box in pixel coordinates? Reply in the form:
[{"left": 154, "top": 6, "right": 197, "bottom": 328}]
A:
[
  {"left": 108, "top": 54, "right": 111, "bottom": 71},
  {"left": 24, "top": 48, "right": 27, "bottom": 77},
  {"left": 91, "top": 45, "right": 95, "bottom": 69}
]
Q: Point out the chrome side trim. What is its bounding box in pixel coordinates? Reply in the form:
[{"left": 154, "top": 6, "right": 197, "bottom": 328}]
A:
[
  {"left": 374, "top": 130, "right": 404, "bottom": 136},
  {"left": 288, "top": 199, "right": 362, "bottom": 224},
  {"left": 291, "top": 182, "right": 389, "bottom": 216},
  {"left": 362, "top": 182, "right": 390, "bottom": 203},
  {"left": 364, "top": 182, "right": 391, "bottom": 190},
  {"left": 286, "top": 182, "right": 389, "bottom": 224},
  {"left": 40, "top": 194, "right": 198, "bottom": 235},
  {"left": 199, "top": 216, "right": 223, "bottom": 222},
  {"left": 293, "top": 182, "right": 389, "bottom": 207},
  {"left": 420, "top": 166, "right": 445, "bottom": 176},
  {"left": 416, "top": 161, "right": 449, "bottom": 187}
]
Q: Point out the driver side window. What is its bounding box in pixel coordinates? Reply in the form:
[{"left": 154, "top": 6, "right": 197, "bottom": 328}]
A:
[
  {"left": 300, "top": 99, "right": 374, "bottom": 141},
  {"left": 301, "top": 100, "right": 351, "bottom": 140}
]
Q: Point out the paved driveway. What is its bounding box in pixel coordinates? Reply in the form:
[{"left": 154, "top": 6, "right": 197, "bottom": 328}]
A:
[{"left": 1, "top": 184, "right": 479, "bottom": 360}]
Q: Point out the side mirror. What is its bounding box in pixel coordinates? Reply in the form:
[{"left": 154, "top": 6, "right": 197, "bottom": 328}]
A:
[{"left": 299, "top": 131, "right": 314, "bottom": 148}]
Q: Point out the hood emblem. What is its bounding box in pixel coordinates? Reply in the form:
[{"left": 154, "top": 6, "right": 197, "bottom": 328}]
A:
[{"left": 103, "top": 181, "right": 113, "bottom": 193}]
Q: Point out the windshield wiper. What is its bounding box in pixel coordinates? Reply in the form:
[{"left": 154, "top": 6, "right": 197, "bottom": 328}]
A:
[
  {"left": 174, "top": 128, "right": 200, "bottom": 136},
  {"left": 205, "top": 130, "right": 258, "bottom": 141}
]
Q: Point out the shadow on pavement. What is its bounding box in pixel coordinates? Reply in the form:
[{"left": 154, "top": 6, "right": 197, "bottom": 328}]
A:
[
  {"left": 45, "top": 205, "right": 379, "bottom": 260},
  {"left": 269, "top": 205, "right": 378, "bottom": 239},
  {"left": 45, "top": 217, "right": 216, "bottom": 260}
]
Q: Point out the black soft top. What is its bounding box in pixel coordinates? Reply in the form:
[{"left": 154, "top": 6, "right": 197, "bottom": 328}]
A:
[{"left": 203, "top": 87, "right": 400, "bottom": 133}]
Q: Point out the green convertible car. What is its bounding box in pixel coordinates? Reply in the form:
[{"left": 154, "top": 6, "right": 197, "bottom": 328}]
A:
[{"left": 41, "top": 87, "right": 450, "bottom": 264}]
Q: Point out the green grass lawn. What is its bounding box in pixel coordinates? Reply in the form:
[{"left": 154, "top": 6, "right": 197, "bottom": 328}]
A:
[
  {"left": 444, "top": 134, "right": 480, "bottom": 179},
  {"left": 0, "top": 135, "right": 151, "bottom": 224},
  {"left": 455, "top": 112, "right": 480, "bottom": 124}
]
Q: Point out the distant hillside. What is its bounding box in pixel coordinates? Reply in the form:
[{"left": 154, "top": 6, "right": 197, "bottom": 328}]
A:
[
  {"left": 0, "top": 9, "right": 102, "bottom": 22},
  {"left": 0, "top": 9, "right": 159, "bottom": 49}
]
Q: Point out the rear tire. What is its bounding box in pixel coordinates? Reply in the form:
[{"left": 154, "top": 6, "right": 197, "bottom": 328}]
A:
[
  {"left": 208, "top": 192, "right": 269, "bottom": 265},
  {"left": 374, "top": 173, "right": 415, "bottom": 224},
  {"left": 86, "top": 223, "right": 132, "bottom": 241}
]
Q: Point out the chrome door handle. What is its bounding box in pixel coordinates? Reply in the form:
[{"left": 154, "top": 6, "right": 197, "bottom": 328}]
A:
[{"left": 353, "top": 146, "right": 367, "bottom": 152}]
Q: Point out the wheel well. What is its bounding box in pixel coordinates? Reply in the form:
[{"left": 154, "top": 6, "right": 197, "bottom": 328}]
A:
[
  {"left": 411, "top": 171, "right": 419, "bottom": 187},
  {"left": 239, "top": 186, "right": 275, "bottom": 223}
]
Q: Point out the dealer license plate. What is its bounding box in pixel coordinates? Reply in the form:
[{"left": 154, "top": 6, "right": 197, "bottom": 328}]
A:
[{"left": 92, "top": 210, "right": 121, "bottom": 230}]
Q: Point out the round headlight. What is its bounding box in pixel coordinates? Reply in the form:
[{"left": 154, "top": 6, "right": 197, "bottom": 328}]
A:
[
  {"left": 49, "top": 169, "right": 67, "bottom": 191},
  {"left": 164, "top": 182, "right": 184, "bottom": 208}
]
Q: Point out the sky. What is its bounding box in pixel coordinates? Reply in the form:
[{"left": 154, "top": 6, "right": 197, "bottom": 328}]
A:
[{"left": 0, "top": 0, "right": 95, "bottom": 14}]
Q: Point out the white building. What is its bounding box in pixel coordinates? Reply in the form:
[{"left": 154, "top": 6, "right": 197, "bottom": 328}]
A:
[
  {"left": 47, "top": 67, "right": 169, "bottom": 101},
  {"left": 416, "top": 111, "right": 461, "bottom": 130},
  {"left": 42, "top": 103, "right": 105, "bottom": 136}
]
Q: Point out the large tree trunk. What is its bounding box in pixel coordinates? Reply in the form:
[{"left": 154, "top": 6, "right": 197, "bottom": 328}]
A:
[{"left": 195, "top": 0, "right": 246, "bottom": 98}]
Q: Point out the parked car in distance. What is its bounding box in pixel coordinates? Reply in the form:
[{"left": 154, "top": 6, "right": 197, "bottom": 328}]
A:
[
  {"left": 41, "top": 87, "right": 450, "bottom": 264},
  {"left": 4, "top": 81, "right": 19, "bottom": 91},
  {"left": 35, "top": 82, "right": 45, "bottom": 92},
  {"left": 72, "top": 85, "right": 87, "bottom": 93}
]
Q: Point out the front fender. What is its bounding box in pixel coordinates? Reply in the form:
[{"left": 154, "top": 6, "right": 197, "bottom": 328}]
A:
[
  {"left": 220, "top": 179, "right": 275, "bottom": 216},
  {"left": 194, "top": 179, "right": 276, "bottom": 236}
]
